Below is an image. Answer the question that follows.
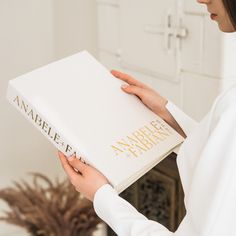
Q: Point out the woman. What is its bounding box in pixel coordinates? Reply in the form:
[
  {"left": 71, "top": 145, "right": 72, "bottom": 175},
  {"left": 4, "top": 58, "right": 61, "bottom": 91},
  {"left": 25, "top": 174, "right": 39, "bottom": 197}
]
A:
[{"left": 58, "top": 0, "right": 236, "bottom": 235}]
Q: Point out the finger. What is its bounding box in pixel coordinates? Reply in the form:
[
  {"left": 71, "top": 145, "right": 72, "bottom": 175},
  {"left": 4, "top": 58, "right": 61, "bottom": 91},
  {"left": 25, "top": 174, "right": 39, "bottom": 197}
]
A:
[
  {"left": 111, "top": 70, "right": 149, "bottom": 89},
  {"left": 121, "top": 84, "right": 145, "bottom": 99},
  {"left": 58, "top": 151, "right": 83, "bottom": 181},
  {"left": 67, "top": 156, "right": 88, "bottom": 174}
]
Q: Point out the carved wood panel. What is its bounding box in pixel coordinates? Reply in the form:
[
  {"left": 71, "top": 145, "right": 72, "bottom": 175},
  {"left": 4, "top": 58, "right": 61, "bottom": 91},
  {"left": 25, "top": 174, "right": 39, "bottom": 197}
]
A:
[{"left": 107, "top": 152, "right": 186, "bottom": 235}]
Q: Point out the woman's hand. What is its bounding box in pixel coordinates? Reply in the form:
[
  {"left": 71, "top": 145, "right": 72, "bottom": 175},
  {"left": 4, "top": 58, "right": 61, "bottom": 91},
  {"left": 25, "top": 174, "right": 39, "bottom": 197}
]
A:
[
  {"left": 111, "top": 70, "right": 168, "bottom": 119},
  {"left": 112, "top": 70, "right": 187, "bottom": 138},
  {"left": 58, "top": 151, "right": 109, "bottom": 201}
]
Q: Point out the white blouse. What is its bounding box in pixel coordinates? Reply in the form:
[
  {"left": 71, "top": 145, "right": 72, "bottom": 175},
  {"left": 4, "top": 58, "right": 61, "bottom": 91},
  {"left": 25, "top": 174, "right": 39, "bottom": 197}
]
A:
[{"left": 93, "top": 84, "right": 236, "bottom": 236}]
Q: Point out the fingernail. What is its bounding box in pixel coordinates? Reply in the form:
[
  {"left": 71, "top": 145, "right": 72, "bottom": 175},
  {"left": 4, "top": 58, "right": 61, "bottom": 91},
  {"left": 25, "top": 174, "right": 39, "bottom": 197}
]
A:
[{"left": 121, "top": 84, "right": 129, "bottom": 89}]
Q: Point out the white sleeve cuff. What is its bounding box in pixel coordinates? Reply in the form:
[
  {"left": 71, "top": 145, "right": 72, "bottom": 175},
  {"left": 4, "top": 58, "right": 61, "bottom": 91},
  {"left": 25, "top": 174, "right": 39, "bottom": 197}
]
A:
[
  {"left": 165, "top": 100, "right": 198, "bottom": 136},
  {"left": 93, "top": 184, "right": 118, "bottom": 220}
]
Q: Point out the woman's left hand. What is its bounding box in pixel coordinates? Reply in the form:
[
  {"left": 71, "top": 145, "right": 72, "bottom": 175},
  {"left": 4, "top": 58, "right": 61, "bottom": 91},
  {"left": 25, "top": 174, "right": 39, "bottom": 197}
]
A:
[{"left": 58, "top": 151, "right": 109, "bottom": 201}]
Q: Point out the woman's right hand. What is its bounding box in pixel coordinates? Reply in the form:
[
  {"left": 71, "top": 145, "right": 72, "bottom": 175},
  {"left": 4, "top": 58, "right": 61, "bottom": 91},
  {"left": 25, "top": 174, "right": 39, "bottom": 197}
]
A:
[{"left": 111, "top": 70, "right": 187, "bottom": 138}]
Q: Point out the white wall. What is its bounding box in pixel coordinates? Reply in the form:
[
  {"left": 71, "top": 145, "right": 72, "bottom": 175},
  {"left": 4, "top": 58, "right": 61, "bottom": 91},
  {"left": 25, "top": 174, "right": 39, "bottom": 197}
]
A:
[
  {"left": 54, "top": 0, "right": 98, "bottom": 59},
  {"left": 0, "top": 0, "right": 99, "bottom": 235},
  {"left": 0, "top": 0, "right": 56, "bottom": 186}
]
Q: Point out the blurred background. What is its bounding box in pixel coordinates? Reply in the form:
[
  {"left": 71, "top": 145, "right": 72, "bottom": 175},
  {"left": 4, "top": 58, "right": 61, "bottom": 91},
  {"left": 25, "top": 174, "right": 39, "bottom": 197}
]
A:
[{"left": 1, "top": 0, "right": 236, "bottom": 235}]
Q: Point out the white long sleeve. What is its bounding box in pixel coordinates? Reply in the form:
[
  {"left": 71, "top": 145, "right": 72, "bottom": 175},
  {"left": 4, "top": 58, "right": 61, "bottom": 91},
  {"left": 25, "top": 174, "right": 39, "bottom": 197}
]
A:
[
  {"left": 93, "top": 84, "right": 236, "bottom": 236},
  {"left": 165, "top": 101, "right": 198, "bottom": 137},
  {"left": 94, "top": 184, "right": 172, "bottom": 236},
  {"left": 165, "top": 100, "right": 198, "bottom": 154}
]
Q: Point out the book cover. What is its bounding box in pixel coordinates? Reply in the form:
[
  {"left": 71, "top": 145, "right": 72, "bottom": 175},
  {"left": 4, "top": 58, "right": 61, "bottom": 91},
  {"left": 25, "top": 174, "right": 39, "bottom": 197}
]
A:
[{"left": 6, "top": 50, "right": 184, "bottom": 193}]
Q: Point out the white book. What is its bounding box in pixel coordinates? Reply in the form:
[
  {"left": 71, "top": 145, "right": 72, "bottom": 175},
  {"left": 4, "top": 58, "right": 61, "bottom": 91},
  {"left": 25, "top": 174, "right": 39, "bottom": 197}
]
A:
[{"left": 6, "top": 51, "right": 184, "bottom": 193}]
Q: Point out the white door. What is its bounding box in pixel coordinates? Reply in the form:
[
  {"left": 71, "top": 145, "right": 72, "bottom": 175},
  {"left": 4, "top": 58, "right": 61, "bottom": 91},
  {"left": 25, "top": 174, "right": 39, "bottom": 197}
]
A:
[{"left": 119, "top": 0, "right": 186, "bottom": 82}]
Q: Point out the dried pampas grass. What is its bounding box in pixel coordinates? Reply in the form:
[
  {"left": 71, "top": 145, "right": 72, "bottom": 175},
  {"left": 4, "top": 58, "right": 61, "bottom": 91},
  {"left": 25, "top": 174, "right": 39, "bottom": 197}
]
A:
[{"left": 0, "top": 173, "right": 101, "bottom": 236}]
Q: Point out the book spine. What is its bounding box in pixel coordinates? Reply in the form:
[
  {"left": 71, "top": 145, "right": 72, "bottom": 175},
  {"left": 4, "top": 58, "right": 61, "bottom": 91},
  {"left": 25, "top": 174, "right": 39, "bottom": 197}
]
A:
[{"left": 6, "top": 81, "right": 88, "bottom": 164}]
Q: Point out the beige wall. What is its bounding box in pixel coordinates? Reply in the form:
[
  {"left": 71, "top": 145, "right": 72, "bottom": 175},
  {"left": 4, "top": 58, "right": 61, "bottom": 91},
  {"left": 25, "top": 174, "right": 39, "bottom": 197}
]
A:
[{"left": 0, "top": 0, "right": 98, "bottom": 235}]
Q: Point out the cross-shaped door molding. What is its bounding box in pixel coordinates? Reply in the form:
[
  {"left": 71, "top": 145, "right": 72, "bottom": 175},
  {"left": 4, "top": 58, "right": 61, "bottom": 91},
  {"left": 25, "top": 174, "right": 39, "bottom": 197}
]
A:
[{"left": 144, "top": 10, "right": 187, "bottom": 52}]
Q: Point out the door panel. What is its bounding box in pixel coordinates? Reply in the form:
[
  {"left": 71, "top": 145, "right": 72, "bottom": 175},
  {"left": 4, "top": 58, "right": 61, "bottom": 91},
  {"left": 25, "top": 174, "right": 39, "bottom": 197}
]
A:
[{"left": 119, "top": 0, "right": 180, "bottom": 81}]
